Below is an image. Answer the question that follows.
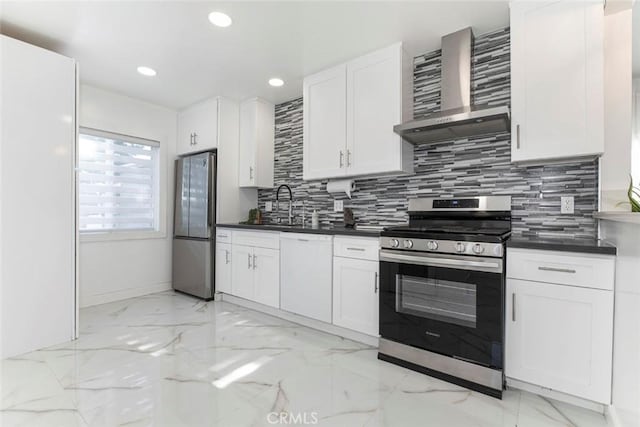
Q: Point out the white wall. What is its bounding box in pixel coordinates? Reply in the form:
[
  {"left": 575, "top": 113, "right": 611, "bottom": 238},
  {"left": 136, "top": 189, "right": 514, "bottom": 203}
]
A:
[
  {"left": 78, "top": 85, "right": 177, "bottom": 307},
  {"left": 600, "top": 9, "right": 634, "bottom": 211},
  {"left": 600, "top": 221, "right": 640, "bottom": 427}
]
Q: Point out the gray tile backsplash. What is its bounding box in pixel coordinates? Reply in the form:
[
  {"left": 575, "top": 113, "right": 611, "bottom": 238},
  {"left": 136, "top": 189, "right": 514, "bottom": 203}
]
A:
[{"left": 258, "top": 27, "right": 598, "bottom": 239}]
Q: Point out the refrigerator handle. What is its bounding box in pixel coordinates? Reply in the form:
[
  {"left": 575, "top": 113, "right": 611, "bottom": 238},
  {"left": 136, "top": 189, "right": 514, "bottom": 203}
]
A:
[{"left": 207, "top": 152, "right": 217, "bottom": 230}]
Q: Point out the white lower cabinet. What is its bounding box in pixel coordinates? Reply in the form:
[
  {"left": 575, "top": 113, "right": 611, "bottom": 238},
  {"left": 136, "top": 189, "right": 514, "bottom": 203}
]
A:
[
  {"left": 252, "top": 246, "right": 280, "bottom": 308},
  {"left": 230, "top": 243, "right": 280, "bottom": 308},
  {"left": 215, "top": 242, "right": 232, "bottom": 294},
  {"left": 506, "top": 248, "right": 614, "bottom": 404},
  {"left": 332, "top": 257, "right": 379, "bottom": 336},
  {"left": 231, "top": 245, "right": 255, "bottom": 300},
  {"left": 221, "top": 230, "right": 380, "bottom": 339}
]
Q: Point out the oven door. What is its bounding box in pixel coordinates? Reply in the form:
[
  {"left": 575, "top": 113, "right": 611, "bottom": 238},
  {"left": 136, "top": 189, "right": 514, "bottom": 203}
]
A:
[{"left": 379, "top": 249, "right": 504, "bottom": 369}]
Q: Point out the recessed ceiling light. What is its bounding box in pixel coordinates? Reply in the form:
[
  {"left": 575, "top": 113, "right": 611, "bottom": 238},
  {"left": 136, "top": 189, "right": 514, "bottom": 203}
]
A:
[
  {"left": 209, "top": 11, "right": 232, "bottom": 27},
  {"left": 269, "top": 78, "right": 284, "bottom": 87},
  {"left": 137, "top": 66, "right": 157, "bottom": 77}
]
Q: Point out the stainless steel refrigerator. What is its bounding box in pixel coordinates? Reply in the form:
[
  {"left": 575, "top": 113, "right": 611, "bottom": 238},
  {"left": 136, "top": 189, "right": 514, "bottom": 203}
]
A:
[{"left": 172, "top": 151, "right": 216, "bottom": 299}]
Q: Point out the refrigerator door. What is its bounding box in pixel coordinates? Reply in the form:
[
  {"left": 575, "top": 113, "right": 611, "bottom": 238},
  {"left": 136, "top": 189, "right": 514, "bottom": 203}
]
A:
[
  {"left": 174, "top": 157, "right": 190, "bottom": 237},
  {"left": 172, "top": 238, "right": 213, "bottom": 299},
  {"left": 188, "top": 152, "right": 213, "bottom": 239}
]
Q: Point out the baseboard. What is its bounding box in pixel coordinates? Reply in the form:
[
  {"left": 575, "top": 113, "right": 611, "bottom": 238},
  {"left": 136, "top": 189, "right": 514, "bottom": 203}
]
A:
[
  {"left": 506, "top": 377, "right": 606, "bottom": 413},
  {"left": 219, "top": 293, "right": 379, "bottom": 347},
  {"left": 607, "top": 405, "right": 640, "bottom": 427},
  {"left": 80, "top": 281, "right": 172, "bottom": 308},
  {"left": 607, "top": 405, "right": 623, "bottom": 427}
]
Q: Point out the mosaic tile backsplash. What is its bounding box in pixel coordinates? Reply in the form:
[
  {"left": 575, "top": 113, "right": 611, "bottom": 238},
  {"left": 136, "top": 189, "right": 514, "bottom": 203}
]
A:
[{"left": 258, "top": 27, "right": 599, "bottom": 239}]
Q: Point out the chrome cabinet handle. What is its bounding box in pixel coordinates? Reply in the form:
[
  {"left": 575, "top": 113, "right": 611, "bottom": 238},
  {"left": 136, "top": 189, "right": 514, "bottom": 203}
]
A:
[
  {"left": 225, "top": 250, "right": 230, "bottom": 264},
  {"left": 339, "top": 150, "right": 344, "bottom": 168},
  {"left": 538, "top": 266, "right": 576, "bottom": 274},
  {"left": 346, "top": 150, "right": 352, "bottom": 167},
  {"left": 190, "top": 133, "right": 194, "bottom": 145},
  {"left": 218, "top": 234, "right": 228, "bottom": 238},
  {"left": 249, "top": 166, "right": 254, "bottom": 180},
  {"left": 374, "top": 272, "right": 378, "bottom": 293},
  {"left": 247, "top": 253, "right": 252, "bottom": 269},
  {"left": 346, "top": 247, "right": 365, "bottom": 252},
  {"left": 516, "top": 124, "right": 520, "bottom": 149},
  {"left": 512, "top": 293, "right": 516, "bottom": 322},
  {"left": 193, "top": 132, "right": 198, "bottom": 145},
  {"left": 253, "top": 254, "right": 257, "bottom": 270}
]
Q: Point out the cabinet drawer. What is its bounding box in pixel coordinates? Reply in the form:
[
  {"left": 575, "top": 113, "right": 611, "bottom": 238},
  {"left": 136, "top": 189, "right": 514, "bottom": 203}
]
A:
[
  {"left": 215, "top": 228, "right": 233, "bottom": 243},
  {"left": 334, "top": 236, "right": 379, "bottom": 261},
  {"left": 507, "top": 248, "right": 614, "bottom": 290},
  {"left": 232, "top": 230, "right": 280, "bottom": 250}
]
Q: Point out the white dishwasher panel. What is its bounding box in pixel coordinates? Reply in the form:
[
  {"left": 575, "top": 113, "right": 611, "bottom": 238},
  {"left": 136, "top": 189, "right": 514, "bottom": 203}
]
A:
[{"left": 280, "top": 233, "right": 333, "bottom": 323}]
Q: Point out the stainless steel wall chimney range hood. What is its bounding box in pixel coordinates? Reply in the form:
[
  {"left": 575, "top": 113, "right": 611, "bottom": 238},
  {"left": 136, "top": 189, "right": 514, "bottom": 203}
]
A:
[{"left": 394, "top": 28, "right": 510, "bottom": 145}]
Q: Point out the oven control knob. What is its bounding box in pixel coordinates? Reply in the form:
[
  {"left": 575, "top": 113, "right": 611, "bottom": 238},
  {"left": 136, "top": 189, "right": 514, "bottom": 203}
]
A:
[
  {"left": 472, "top": 244, "right": 484, "bottom": 254},
  {"left": 403, "top": 240, "right": 413, "bottom": 249},
  {"left": 455, "top": 242, "right": 466, "bottom": 253},
  {"left": 390, "top": 239, "right": 400, "bottom": 248},
  {"left": 427, "top": 240, "right": 438, "bottom": 250}
]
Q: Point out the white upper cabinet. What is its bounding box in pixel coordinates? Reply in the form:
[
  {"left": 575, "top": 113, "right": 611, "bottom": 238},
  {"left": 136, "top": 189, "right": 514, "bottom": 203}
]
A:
[
  {"left": 239, "top": 98, "right": 275, "bottom": 188},
  {"left": 177, "top": 98, "right": 219, "bottom": 155},
  {"left": 303, "top": 64, "right": 348, "bottom": 180},
  {"left": 303, "top": 43, "right": 413, "bottom": 180},
  {"left": 346, "top": 44, "right": 413, "bottom": 177},
  {"left": 510, "top": 0, "right": 604, "bottom": 163}
]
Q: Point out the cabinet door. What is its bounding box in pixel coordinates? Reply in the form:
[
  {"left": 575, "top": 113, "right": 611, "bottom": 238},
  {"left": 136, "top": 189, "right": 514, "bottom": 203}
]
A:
[
  {"left": 303, "top": 64, "right": 347, "bottom": 180},
  {"left": 239, "top": 100, "right": 257, "bottom": 187},
  {"left": 510, "top": 1, "right": 604, "bottom": 162},
  {"left": 177, "top": 107, "right": 198, "bottom": 155},
  {"left": 177, "top": 99, "right": 218, "bottom": 155},
  {"left": 231, "top": 245, "right": 254, "bottom": 300},
  {"left": 332, "top": 257, "right": 379, "bottom": 336},
  {"left": 255, "top": 100, "right": 275, "bottom": 188},
  {"left": 346, "top": 44, "right": 403, "bottom": 176},
  {"left": 506, "top": 279, "right": 613, "bottom": 403},
  {"left": 191, "top": 98, "right": 218, "bottom": 152},
  {"left": 215, "top": 243, "right": 232, "bottom": 294},
  {"left": 252, "top": 247, "right": 280, "bottom": 308}
]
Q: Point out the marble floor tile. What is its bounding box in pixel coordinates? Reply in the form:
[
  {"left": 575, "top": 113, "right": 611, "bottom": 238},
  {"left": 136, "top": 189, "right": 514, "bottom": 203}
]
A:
[{"left": 0, "top": 291, "right": 614, "bottom": 427}]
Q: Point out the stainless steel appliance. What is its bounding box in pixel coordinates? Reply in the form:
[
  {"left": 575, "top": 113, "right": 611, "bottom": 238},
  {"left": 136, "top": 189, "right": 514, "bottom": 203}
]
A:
[
  {"left": 378, "top": 196, "right": 511, "bottom": 398},
  {"left": 172, "top": 152, "right": 216, "bottom": 299},
  {"left": 393, "top": 28, "right": 510, "bottom": 144}
]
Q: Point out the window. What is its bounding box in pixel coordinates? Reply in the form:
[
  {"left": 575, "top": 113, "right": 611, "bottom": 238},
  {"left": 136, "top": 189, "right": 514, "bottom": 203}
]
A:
[{"left": 78, "top": 128, "right": 160, "bottom": 233}]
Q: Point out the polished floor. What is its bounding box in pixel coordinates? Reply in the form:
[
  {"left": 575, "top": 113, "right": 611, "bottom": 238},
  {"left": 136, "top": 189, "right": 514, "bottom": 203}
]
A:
[{"left": 1, "top": 291, "right": 613, "bottom": 427}]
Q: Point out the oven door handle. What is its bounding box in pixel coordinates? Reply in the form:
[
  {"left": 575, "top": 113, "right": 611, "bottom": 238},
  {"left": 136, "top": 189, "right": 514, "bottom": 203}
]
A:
[{"left": 379, "top": 250, "right": 503, "bottom": 273}]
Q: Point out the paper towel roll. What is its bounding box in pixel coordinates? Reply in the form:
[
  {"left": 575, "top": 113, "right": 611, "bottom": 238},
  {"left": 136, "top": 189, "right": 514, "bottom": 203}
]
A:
[{"left": 326, "top": 179, "right": 355, "bottom": 199}]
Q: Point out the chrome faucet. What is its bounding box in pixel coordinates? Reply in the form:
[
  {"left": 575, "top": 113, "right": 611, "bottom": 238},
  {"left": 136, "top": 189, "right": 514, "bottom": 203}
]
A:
[{"left": 275, "top": 184, "right": 293, "bottom": 225}]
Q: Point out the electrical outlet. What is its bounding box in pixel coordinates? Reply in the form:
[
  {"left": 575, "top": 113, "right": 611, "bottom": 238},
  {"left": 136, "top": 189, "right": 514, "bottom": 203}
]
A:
[
  {"left": 561, "top": 196, "right": 574, "bottom": 214},
  {"left": 265, "top": 201, "right": 273, "bottom": 212},
  {"left": 334, "top": 200, "right": 344, "bottom": 212}
]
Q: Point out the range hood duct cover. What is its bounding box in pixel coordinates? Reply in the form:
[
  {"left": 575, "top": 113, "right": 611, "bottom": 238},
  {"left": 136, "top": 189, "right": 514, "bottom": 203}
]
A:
[{"left": 394, "top": 27, "right": 510, "bottom": 145}]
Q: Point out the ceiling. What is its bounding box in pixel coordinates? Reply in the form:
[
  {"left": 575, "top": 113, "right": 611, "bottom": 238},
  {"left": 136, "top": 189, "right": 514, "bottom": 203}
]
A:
[{"left": 0, "top": 1, "right": 510, "bottom": 110}]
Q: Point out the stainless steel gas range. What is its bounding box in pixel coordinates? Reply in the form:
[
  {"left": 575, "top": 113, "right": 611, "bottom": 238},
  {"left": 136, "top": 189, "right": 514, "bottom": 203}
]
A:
[{"left": 378, "top": 196, "right": 511, "bottom": 398}]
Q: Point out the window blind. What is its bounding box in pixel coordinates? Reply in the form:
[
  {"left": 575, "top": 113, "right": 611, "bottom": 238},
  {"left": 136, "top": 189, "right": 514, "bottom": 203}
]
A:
[{"left": 78, "top": 128, "right": 160, "bottom": 232}]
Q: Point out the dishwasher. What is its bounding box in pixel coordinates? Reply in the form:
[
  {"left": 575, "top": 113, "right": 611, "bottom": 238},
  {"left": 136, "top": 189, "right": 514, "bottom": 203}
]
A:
[{"left": 280, "top": 233, "right": 333, "bottom": 323}]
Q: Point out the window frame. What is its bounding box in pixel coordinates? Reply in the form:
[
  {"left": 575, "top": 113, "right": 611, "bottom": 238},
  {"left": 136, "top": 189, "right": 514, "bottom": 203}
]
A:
[{"left": 78, "top": 127, "right": 166, "bottom": 242}]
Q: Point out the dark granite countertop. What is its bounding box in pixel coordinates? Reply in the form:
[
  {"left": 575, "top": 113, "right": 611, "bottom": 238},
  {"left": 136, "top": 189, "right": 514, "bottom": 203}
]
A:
[
  {"left": 507, "top": 235, "right": 617, "bottom": 256},
  {"left": 216, "top": 223, "right": 382, "bottom": 238}
]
